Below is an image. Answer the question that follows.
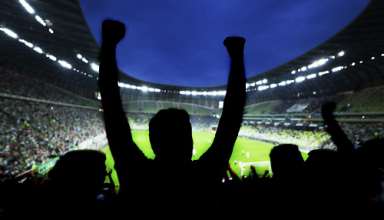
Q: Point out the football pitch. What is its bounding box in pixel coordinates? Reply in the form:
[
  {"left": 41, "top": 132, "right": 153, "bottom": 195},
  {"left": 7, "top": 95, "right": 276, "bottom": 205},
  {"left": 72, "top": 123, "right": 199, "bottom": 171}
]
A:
[{"left": 104, "top": 130, "right": 307, "bottom": 188}]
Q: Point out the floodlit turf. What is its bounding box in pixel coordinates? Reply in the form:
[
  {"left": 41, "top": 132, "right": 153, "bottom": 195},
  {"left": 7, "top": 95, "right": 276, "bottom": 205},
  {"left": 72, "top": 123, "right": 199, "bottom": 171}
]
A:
[{"left": 104, "top": 130, "right": 305, "bottom": 189}]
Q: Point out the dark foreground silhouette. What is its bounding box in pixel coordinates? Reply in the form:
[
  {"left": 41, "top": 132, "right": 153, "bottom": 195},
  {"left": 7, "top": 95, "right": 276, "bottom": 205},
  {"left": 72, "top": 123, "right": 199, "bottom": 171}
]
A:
[{"left": 98, "top": 19, "right": 246, "bottom": 215}]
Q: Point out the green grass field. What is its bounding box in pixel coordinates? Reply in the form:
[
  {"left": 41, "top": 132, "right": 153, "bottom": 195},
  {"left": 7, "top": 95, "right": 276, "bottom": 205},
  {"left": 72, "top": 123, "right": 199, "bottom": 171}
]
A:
[{"left": 104, "top": 130, "right": 308, "bottom": 189}]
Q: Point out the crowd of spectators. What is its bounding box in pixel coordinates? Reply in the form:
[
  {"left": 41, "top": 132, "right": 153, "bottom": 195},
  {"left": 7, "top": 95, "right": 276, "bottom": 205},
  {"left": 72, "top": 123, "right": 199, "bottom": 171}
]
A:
[
  {"left": 0, "top": 98, "right": 105, "bottom": 178},
  {"left": 0, "top": 66, "right": 99, "bottom": 107},
  {"left": 240, "top": 123, "right": 384, "bottom": 152}
]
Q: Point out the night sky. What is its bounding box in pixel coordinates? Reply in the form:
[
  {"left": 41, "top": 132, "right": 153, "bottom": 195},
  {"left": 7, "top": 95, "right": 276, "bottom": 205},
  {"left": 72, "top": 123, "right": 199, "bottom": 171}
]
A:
[{"left": 80, "top": 0, "right": 369, "bottom": 87}]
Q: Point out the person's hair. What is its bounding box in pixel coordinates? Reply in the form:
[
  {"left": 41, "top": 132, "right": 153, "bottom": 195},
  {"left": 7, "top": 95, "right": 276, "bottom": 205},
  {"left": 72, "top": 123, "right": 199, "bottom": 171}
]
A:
[{"left": 149, "top": 108, "right": 193, "bottom": 162}]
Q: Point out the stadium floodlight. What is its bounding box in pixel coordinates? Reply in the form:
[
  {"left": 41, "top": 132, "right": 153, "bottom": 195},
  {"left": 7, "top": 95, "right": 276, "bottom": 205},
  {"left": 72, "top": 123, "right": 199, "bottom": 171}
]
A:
[
  {"left": 118, "top": 82, "right": 127, "bottom": 88},
  {"left": 300, "top": 66, "right": 308, "bottom": 72},
  {"left": 49, "top": 28, "right": 54, "bottom": 34},
  {"left": 306, "top": 73, "right": 317, "bottom": 79},
  {"left": 0, "top": 27, "right": 18, "bottom": 39},
  {"left": 291, "top": 70, "right": 296, "bottom": 74},
  {"left": 58, "top": 60, "right": 72, "bottom": 69},
  {"left": 35, "top": 15, "right": 47, "bottom": 27},
  {"left": 82, "top": 58, "right": 89, "bottom": 63},
  {"left": 90, "top": 63, "right": 99, "bottom": 72},
  {"left": 332, "top": 66, "right": 344, "bottom": 73},
  {"left": 295, "top": 76, "right": 305, "bottom": 83},
  {"left": 257, "top": 85, "right": 269, "bottom": 91},
  {"left": 262, "top": 79, "right": 268, "bottom": 84},
  {"left": 371, "top": 56, "right": 375, "bottom": 60},
  {"left": 359, "top": 60, "right": 364, "bottom": 64},
  {"left": 278, "top": 81, "right": 287, "bottom": 87},
  {"left": 270, "top": 83, "right": 277, "bottom": 89},
  {"left": 18, "top": 39, "right": 33, "bottom": 48},
  {"left": 19, "top": 0, "right": 35, "bottom": 14},
  {"left": 313, "top": 91, "right": 317, "bottom": 95},
  {"left": 351, "top": 62, "right": 356, "bottom": 66},
  {"left": 46, "top": 54, "right": 57, "bottom": 61},
  {"left": 33, "top": 46, "right": 43, "bottom": 54},
  {"left": 286, "top": 80, "right": 295, "bottom": 85},
  {"left": 337, "top": 50, "right": 345, "bottom": 57},
  {"left": 76, "top": 54, "right": 83, "bottom": 59},
  {"left": 191, "top": 91, "right": 198, "bottom": 96},
  {"left": 381, "top": 53, "right": 384, "bottom": 57},
  {"left": 330, "top": 55, "right": 336, "bottom": 59},
  {"left": 308, "top": 58, "right": 329, "bottom": 69}
]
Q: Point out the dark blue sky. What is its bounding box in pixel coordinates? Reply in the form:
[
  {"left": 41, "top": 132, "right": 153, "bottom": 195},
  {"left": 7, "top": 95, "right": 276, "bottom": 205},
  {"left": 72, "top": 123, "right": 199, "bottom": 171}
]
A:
[{"left": 80, "top": 0, "right": 369, "bottom": 87}]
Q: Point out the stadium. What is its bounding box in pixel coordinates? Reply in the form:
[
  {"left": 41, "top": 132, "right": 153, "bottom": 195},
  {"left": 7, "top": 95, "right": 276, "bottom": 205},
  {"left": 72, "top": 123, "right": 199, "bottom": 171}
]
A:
[{"left": 1, "top": 0, "right": 384, "bottom": 212}]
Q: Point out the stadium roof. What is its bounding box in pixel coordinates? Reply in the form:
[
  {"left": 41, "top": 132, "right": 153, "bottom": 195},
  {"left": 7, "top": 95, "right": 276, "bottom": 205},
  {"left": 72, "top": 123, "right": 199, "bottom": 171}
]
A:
[{"left": 0, "top": 0, "right": 383, "bottom": 94}]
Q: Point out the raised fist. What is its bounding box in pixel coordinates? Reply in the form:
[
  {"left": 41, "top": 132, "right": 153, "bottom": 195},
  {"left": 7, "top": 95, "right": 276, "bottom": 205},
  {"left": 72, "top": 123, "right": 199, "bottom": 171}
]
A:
[
  {"left": 223, "top": 36, "right": 246, "bottom": 58},
  {"left": 102, "top": 19, "right": 126, "bottom": 45},
  {"left": 321, "top": 102, "right": 337, "bottom": 121}
]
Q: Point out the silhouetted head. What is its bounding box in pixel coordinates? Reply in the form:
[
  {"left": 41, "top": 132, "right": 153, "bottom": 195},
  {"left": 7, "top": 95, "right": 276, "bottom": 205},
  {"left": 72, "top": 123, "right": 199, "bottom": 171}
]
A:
[
  {"left": 48, "top": 150, "right": 106, "bottom": 196},
  {"left": 149, "top": 108, "right": 193, "bottom": 165},
  {"left": 357, "top": 138, "right": 384, "bottom": 169},
  {"left": 270, "top": 144, "right": 304, "bottom": 180},
  {"left": 305, "top": 149, "right": 339, "bottom": 178}
]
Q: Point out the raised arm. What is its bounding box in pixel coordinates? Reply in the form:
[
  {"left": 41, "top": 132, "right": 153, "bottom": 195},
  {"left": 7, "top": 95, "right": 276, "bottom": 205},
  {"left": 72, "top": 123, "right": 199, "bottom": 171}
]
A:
[
  {"left": 200, "top": 37, "right": 247, "bottom": 178},
  {"left": 98, "top": 20, "right": 145, "bottom": 191},
  {"left": 321, "top": 102, "right": 354, "bottom": 154}
]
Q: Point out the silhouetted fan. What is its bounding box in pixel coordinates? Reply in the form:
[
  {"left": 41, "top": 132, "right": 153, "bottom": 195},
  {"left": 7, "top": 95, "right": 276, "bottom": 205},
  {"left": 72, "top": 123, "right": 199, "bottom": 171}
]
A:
[{"left": 98, "top": 19, "right": 246, "bottom": 215}]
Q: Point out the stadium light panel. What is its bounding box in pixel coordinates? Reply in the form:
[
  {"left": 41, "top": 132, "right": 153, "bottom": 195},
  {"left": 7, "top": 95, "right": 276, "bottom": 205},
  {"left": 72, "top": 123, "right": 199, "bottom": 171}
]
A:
[
  {"left": 35, "top": 15, "right": 47, "bottom": 27},
  {"left": 262, "top": 79, "right": 268, "bottom": 84},
  {"left": 257, "top": 85, "right": 269, "bottom": 91},
  {"left": 295, "top": 76, "right": 305, "bottom": 83},
  {"left": 291, "top": 70, "right": 296, "bottom": 74},
  {"left": 0, "top": 27, "right": 18, "bottom": 39},
  {"left": 82, "top": 58, "right": 89, "bottom": 63},
  {"left": 270, "top": 84, "right": 277, "bottom": 88},
  {"left": 33, "top": 46, "right": 43, "bottom": 54},
  {"left": 278, "top": 81, "right": 287, "bottom": 87},
  {"left": 90, "top": 63, "right": 99, "bottom": 72},
  {"left": 371, "top": 56, "right": 375, "bottom": 60},
  {"left": 330, "top": 56, "right": 336, "bottom": 59},
  {"left": 300, "top": 66, "right": 308, "bottom": 72},
  {"left": 58, "top": 60, "right": 72, "bottom": 69},
  {"left": 77, "top": 54, "right": 83, "bottom": 59},
  {"left": 332, "top": 66, "right": 344, "bottom": 73},
  {"left": 46, "top": 54, "right": 57, "bottom": 61},
  {"left": 337, "top": 51, "right": 345, "bottom": 57},
  {"left": 306, "top": 73, "right": 317, "bottom": 79},
  {"left": 351, "top": 62, "right": 356, "bottom": 66},
  {"left": 18, "top": 39, "right": 33, "bottom": 48},
  {"left": 49, "top": 28, "right": 54, "bottom": 34},
  {"left": 359, "top": 60, "right": 364, "bottom": 64},
  {"left": 381, "top": 53, "right": 384, "bottom": 57},
  {"left": 19, "top": 0, "right": 35, "bottom": 14},
  {"left": 308, "top": 58, "right": 329, "bottom": 69}
]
